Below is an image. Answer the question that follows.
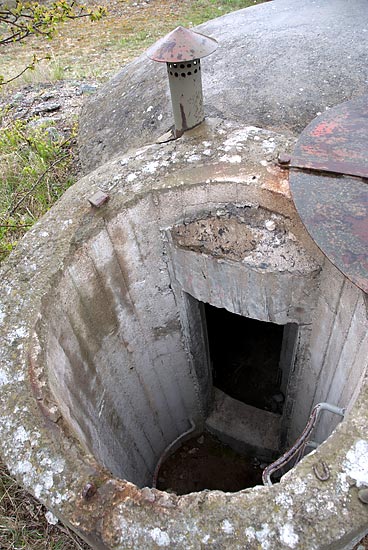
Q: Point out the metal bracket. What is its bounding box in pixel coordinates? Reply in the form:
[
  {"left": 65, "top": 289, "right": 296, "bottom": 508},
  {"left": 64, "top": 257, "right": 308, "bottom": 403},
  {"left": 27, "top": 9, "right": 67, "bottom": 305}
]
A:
[{"left": 262, "top": 402, "right": 345, "bottom": 486}]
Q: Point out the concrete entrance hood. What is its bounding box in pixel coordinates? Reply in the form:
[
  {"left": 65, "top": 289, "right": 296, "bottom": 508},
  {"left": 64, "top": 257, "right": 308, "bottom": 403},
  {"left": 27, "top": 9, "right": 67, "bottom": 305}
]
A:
[{"left": 1, "top": 120, "right": 367, "bottom": 549}]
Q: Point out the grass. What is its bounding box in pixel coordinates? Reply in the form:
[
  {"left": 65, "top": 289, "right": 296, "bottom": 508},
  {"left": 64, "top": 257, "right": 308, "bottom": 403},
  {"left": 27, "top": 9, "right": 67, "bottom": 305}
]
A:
[
  {"left": 0, "top": 462, "right": 90, "bottom": 549},
  {"left": 0, "top": 112, "right": 76, "bottom": 261},
  {"left": 0, "top": 0, "right": 266, "bottom": 86}
]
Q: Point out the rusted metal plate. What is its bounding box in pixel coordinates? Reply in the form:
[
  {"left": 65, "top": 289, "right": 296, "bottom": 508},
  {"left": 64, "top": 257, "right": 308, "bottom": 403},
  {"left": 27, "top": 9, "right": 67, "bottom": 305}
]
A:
[
  {"left": 146, "top": 26, "right": 217, "bottom": 63},
  {"left": 291, "top": 95, "right": 368, "bottom": 178},
  {"left": 290, "top": 170, "right": 368, "bottom": 293}
]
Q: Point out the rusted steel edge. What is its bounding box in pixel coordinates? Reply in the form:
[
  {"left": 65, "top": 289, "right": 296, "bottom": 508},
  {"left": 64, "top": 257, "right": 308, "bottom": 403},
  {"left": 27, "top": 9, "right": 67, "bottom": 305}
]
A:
[
  {"left": 289, "top": 161, "right": 368, "bottom": 180},
  {"left": 290, "top": 94, "right": 368, "bottom": 179}
]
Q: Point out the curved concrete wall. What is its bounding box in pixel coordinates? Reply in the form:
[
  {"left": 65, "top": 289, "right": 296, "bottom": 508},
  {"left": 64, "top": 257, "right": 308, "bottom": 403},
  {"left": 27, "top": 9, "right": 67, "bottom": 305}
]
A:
[
  {"left": 43, "top": 196, "right": 322, "bottom": 485},
  {"left": 1, "top": 121, "right": 367, "bottom": 549}
]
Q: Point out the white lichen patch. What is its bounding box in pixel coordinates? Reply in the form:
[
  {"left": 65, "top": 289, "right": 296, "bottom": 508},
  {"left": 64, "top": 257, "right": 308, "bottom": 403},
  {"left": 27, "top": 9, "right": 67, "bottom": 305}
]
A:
[
  {"left": 222, "top": 127, "right": 260, "bottom": 149},
  {"left": 186, "top": 154, "right": 202, "bottom": 163},
  {"left": 290, "top": 479, "right": 306, "bottom": 496},
  {"left": 255, "top": 524, "right": 272, "bottom": 550},
  {"left": 275, "top": 492, "right": 293, "bottom": 508},
  {"left": 279, "top": 523, "right": 299, "bottom": 548},
  {"left": 304, "top": 490, "right": 338, "bottom": 518},
  {"left": 0, "top": 366, "right": 25, "bottom": 386},
  {"left": 14, "top": 426, "right": 33, "bottom": 444},
  {"left": 219, "top": 154, "right": 242, "bottom": 164},
  {"left": 221, "top": 520, "right": 234, "bottom": 534},
  {"left": 150, "top": 527, "right": 171, "bottom": 547},
  {"left": 142, "top": 160, "right": 160, "bottom": 174},
  {"left": 0, "top": 412, "right": 68, "bottom": 507},
  {"left": 45, "top": 510, "right": 59, "bottom": 525},
  {"left": 13, "top": 326, "right": 28, "bottom": 339},
  {"left": 244, "top": 526, "right": 256, "bottom": 540},
  {"left": 262, "top": 138, "right": 276, "bottom": 153},
  {"left": 126, "top": 173, "right": 138, "bottom": 183},
  {"left": 0, "top": 370, "right": 9, "bottom": 386},
  {"left": 342, "top": 440, "right": 368, "bottom": 488}
]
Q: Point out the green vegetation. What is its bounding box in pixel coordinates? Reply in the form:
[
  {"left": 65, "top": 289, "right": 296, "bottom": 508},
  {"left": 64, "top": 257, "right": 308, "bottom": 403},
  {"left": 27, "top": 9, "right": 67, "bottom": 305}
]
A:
[
  {"left": 113, "top": 0, "right": 266, "bottom": 62},
  {"left": 0, "top": 0, "right": 106, "bottom": 85},
  {"left": 181, "top": 0, "right": 265, "bottom": 25},
  {"left": 1, "top": 0, "right": 266, "bottom": 87},
  {"left": 0, "top": 112, "right": 75, "bottom": 261}
]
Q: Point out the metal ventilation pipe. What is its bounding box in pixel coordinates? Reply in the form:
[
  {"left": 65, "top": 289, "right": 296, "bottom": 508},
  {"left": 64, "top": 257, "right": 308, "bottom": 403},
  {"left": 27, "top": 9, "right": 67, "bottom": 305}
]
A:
[{"left": 146, "top": 26, "right": 217, "bottom": 137}]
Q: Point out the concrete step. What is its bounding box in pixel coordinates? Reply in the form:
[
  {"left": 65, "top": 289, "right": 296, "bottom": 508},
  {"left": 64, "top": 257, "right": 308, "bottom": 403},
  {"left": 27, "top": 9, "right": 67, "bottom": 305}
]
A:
[{"left": 205, "top": 388, "right": 281, "bottom": 461}]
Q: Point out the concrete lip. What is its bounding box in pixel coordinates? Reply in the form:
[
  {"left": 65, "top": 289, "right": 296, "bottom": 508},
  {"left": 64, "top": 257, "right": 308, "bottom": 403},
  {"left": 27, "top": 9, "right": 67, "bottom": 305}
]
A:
[{"left": 1, "top": 119, "right": 368, "bottom": 549}]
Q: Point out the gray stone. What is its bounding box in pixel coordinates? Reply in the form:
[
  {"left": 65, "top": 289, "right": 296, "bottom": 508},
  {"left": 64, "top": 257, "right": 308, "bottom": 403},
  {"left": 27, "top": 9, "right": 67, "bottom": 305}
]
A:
[
  {"left": 32, "top": 102, "right": 61, "bottom": 115},
  {"left": 77, "top": 83, "right": 98, "bottom": 95},
  {"left": 358, "top": 488, "right": 368, "bottom": 504},
  {"left": 44, "top": 127, "right": 63, "bottom": 141},
  {"left": 27, "top": 117, "right": 56, "bottom": 129},
  {"left": 79, "top": 0, "right": 368, "bottom": 172}
]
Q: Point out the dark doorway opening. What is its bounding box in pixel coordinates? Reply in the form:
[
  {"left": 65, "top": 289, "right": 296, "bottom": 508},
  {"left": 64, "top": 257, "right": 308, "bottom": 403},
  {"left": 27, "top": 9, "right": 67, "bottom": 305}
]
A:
[{"left": 205, "top": 304, "right": 285, "bottom": 413}]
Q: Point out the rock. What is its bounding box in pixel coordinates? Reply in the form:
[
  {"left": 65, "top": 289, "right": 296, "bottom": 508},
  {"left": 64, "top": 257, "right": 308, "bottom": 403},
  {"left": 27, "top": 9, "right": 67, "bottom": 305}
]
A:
[
  {"left": 265, "top": 220, "right": 276, "bottom": 231},
  {"left": 77, "top": 83, "right": 99, "bottom": 95},
  {"left": 358, "top": 488, "right": 368, "bottom": 504},
  {"left": 79, "top": 0, "right": 368, "bottom": 172},
  {"left": 45, "top": 127, "right": 63, "bottom": 142},
  {"left": 28, "top": 117, "right": 56, "bottom": 129},
  {"left": 33, "top": 102, "right": 61, "bottom": 115},
  {"left": 12, "top": 92, "right": 25, "bottom": 103},
  {"left": 40, "top": 91, "right": 55, "bottom": 101},
  {"left": 141, "top": 487, "right": 156, "bottom": 502},
  {"left": 45, "top": 511, "right": 59, "bottom": 525}
]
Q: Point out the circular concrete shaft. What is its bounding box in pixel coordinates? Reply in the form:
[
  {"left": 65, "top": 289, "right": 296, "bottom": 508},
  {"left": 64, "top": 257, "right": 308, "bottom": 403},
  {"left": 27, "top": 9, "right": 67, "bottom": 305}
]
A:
[{"left": 1, "top": 120, "right": 367, "bottom": 549}]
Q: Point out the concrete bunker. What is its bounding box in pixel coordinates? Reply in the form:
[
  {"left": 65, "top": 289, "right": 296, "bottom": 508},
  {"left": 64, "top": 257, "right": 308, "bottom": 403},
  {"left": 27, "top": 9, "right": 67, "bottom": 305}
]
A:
[
  {"left": 1, "top": 0, "right": 368, "bottom": 538},
  {"left": 42, "top": 196, "right": 326, "bottom": 489},
  {"left": 1, "top": 119, "right": 368, "bottom": 548}
]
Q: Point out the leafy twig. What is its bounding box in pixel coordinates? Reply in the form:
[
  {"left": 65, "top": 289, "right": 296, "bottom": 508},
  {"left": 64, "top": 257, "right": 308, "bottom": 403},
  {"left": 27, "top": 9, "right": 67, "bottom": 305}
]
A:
[{"left": 9, "top": 154, "right": 69, "bottom": 215}]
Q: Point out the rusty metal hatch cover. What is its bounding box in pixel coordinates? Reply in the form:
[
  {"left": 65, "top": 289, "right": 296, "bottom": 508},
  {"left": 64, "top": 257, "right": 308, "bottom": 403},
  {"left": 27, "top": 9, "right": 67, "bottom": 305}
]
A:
[
  {"left": 146, "top": 26, "right": 217, "bottom": 63},
  {"left": 289, "top": 95, "right": 368, "bottom": 294}
]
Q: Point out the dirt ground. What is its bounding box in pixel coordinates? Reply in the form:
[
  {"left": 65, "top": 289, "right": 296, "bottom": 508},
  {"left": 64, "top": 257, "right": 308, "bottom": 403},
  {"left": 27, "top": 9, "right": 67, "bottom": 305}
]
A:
[{"left": 156, "top": 431, "right": 263, "bottom": 494}]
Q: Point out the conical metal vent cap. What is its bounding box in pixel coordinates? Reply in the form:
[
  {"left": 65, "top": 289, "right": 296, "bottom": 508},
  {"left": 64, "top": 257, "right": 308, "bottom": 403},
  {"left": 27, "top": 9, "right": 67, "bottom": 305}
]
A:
[{"left": 146, "top": 26, "right": 217, "bottom": 63}]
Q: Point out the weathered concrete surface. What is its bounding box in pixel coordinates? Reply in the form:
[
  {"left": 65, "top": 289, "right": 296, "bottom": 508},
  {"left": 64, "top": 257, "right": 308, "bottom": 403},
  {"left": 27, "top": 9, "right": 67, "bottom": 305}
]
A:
[
  {"left": 1, "top": 120, "right": 368, "bottom": 549},
  {"left": 79, "top": 0, "right": 368, "bottom": 172},
  {"left": 206, "top": 389, "right": 282, "bottom": 460}
]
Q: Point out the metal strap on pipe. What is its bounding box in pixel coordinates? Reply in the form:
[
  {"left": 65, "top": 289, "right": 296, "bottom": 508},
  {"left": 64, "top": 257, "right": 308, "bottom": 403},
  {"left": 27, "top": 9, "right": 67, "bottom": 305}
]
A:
[{"left": 262, "top": 402, "right": 345, "bottom": 486}]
